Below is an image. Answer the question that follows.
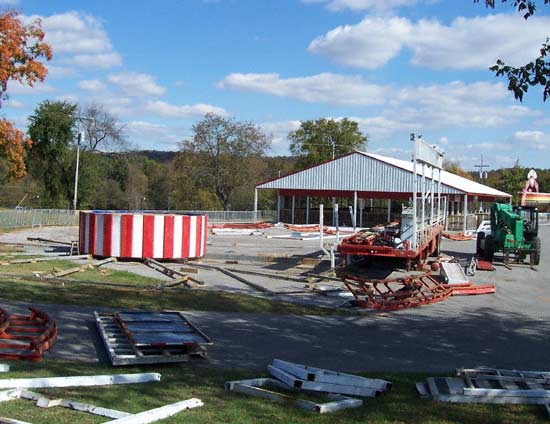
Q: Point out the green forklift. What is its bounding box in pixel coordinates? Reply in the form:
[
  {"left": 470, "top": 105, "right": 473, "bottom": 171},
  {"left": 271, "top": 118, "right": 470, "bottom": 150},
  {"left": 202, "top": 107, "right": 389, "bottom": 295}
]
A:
[{"left": 477, "top": 203, "right": 541, "bottom": 265}]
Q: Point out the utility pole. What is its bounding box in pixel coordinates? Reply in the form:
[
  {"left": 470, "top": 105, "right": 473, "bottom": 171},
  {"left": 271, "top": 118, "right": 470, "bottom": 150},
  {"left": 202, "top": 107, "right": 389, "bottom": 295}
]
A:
[
  {"left": 474, "top": 154, "right": 490, "bottom": 212},
  {"left": 474, "top": 154, "right": 490, "bottom": 180},
  {"left": 73, "top": 131, "right": 82, "bottom": 212}
]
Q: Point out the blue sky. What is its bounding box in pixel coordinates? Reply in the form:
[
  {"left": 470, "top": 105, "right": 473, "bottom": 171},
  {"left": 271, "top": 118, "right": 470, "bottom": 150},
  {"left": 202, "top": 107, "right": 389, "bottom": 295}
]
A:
[{"left": 1, "top": 0, "right": 549, "bottom": 170}]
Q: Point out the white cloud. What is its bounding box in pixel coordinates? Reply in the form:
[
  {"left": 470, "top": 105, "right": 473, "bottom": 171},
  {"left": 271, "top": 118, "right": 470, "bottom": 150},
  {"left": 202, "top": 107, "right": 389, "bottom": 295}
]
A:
[
  {"left": 46, "top": 65, "right": 77, "bottom": 79},
  {"left": 65, "top": 53, "right": 122, "bottom": 69},
  {"left": 78, "top": 79, "right": 106, "bottom": 92},
  {"left": 126, "top": 121, "right": 184, "bottom": 148},
  {"left": 0, "top": 0, "right": 19, "bottom": 4},
  {"left": 108, "top": 73, "right": 166, "bottom": 97},
  {"left": 144, "top": 100, "right": 227, "bottom": 118},
  {"left": 303, "top": 0, "right": 418, "bottom": 13},
  {"left": 3, "top": 99, "right": 24, "bottom": 108},
  {"left": 260, "top": 120, "right": 302, "bottom": 154},
  {"left": 24, "top": 11, "right": 122, "bottom": 70},
  {"left": 309, "top": 14, "right": 550, "bottom": 70},
  {"left": 218, "top": 73, "right": 388, "bottom": 105},
  {"left": 513, "top": 130, "right": 550, "bottom": 150},
  {"left": 5, "top": 81, "right": 55, "bottom": 96}
]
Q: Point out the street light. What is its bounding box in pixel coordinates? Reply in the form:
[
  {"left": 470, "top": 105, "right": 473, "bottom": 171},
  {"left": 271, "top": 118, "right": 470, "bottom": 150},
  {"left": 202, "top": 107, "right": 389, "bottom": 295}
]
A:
[{"left": 72, "top": 116, "right": 94, "bottom": 212}]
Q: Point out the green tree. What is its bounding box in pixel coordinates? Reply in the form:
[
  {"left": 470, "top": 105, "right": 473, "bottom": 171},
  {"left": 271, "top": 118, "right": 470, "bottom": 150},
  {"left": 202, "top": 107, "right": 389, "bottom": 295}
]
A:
[
  {"left": 476, "top": 0, "right": 550, "bottom": 101},
  {"left": 26, "top": 100, "right": 77, "bottom": 207},
  {"left": 289, "top": 118, "right": 367, "bottom": 169},
  {"left": 500, "top": 162, "right": 526, "bottom": 203},
  {"left": 179, "top": 113, "right": 271, "bottom": 211},
  {"left": 443, "top": 159, "right": 475, "bottom": 180}
]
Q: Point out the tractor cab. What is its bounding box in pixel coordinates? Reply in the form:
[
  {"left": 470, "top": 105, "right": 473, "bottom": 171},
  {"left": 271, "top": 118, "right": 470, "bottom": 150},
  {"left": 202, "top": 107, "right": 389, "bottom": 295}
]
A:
[{"left": 514, "top": 206, "right": 539, "bottom": 241}]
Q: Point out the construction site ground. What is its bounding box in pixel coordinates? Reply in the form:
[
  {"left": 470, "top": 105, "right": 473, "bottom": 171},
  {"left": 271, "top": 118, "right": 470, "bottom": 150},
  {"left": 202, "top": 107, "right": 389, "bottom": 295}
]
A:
[{"left": 0, "top": 224, "right": 549, "bottom": 373}]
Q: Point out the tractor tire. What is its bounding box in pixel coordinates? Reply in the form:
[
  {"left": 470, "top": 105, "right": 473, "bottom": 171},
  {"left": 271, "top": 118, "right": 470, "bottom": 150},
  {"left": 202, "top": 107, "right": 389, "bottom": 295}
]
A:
[
  {"left": 484, "top": 235, "right": 495, "bottom": 263},
  {"left": 531, "top": 237, "right": 541, "bottom": 266},
  {"left": 476, "top": 232, "right": 485, "bottom": 257}
]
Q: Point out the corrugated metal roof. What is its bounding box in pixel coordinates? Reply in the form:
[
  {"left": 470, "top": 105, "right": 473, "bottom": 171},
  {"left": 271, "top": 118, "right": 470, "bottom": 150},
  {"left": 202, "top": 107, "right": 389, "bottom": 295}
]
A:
[{"left": 256, "top": 151, "right": 511, "bottom": 198}]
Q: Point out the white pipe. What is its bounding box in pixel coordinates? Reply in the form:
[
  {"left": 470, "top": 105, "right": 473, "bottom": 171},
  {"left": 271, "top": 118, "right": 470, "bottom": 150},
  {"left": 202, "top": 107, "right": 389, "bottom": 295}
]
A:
[
  {"left": 253, "top": 188, "right": 258, "bottom": 223},
  {"left": 291, "top": 196, "right": 295, "bottom": 225},
  {"left": 306, "top": 196, "right": 310, "bottom": 225},
  {"left": 353, "top": 191, "right": 357, "bottom": 231}
]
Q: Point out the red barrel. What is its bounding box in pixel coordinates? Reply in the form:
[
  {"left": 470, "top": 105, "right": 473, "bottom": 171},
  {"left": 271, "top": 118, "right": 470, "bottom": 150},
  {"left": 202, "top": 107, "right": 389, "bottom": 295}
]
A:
[{"left": 79, "top": 211, "right": 207, "bottom": 259}]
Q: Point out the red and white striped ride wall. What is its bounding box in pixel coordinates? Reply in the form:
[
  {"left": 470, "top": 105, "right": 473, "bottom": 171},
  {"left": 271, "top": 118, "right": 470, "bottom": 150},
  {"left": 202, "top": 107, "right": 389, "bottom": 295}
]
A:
[{"left": 79, "top": 211, "right": 207, "bottom": 259}]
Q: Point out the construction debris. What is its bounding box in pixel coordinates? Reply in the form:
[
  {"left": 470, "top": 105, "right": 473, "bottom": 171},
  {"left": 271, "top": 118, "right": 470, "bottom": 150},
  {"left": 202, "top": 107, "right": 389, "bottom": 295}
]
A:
[
  {"left": 268, "top": 359, "right": 391, "bottom": 397},
  {"left": 442, "top": 232, "right": 476, "bottom": 241},
  {"left": 190, "top": 262, "right": 273, "bottom": 294},
  {"left": 476, "top": 260, "right": 496, "bottom": 271},
  {"left": 210, "top": 222, "right": 272, "bottom": 230},
  {"left": 225, "top": 377, "right": 362, "bottom": 414},
  {"left": 226, "top": 359, "right": 390, "bottom": 413},
  {"left": 211, "top": 228, "right": 263, "bottom": 236},
  {"left": 26, "top": 237, "right": 74, "bottom": 246},
  {"left": 341, "top": 272, "right": 452, "bottom": 311},
  {"left": 0, "top": 388, "right": 202, "bottom": 424},
  {"left": 144, "top": 258, "right": 204, "bottom": 287},
  {"left": 417, "top": 366, "right": 550, "bottom": 412},
  {"left": 0, "top": 308, "right": 56, "bottom": 361},
  {"left": 440, "top": 262, "right": 470, "bottom": 285},
  {"left": 95, "top": 311, "right": 212, "bottom": 366},
  {"left": 0, "top": 255, "right": 90, "bottom": 266},
  {"left": 0, "top": 372, "right": 161, "bottom": 389}
]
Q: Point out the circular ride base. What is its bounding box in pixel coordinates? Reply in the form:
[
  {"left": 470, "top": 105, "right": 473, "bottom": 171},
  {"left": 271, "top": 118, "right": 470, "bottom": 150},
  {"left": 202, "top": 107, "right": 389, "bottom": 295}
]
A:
[{"left": 79, "top": 211, "right": 207, "bottom": 260}]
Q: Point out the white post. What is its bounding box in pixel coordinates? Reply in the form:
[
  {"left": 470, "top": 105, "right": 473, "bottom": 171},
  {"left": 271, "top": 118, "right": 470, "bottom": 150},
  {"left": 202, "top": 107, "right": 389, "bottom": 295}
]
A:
[
  {"left": 437, "top": 168, "right": 442, "bottom": 222},
  {"left": 387, "top": 199, "right": 391, "bottom": 223},
  {"left": 353, "top": 191, "right": 357, "bottom": 231},
  {"left": 277, "top": 192, "right": 281, "bottom": 223},
  {"left": 253, "top": 188, "right": 258, "bottom": 223},
  {"left": 73, "top": 132, "right": 82, "bottom": 211},
  {"left": 463, "top": 194, "right": 468, "bottom": 233},
  {"left": 421, "top": 163, "right": 426, "bottom": 229},
  {"left": 319, "top": 204, "right": 324, "bottom": 249},
  {"left": 430, "top": 167, "right": 435, "bottom": 225},
  {"left": 359, "top": 198, "right": 364, "bottom": 228},
  {"left": 412, "top": 139, "right": 418, "bottom": 250},
  {"left": 335, "top": 203, "right": 340, "bottom": 243},
  {"left": 291, "top": 196, "right": 295, "bottom": 224},
  {"left": 306, "top": 196, "right": 310, "bottom": 225}
]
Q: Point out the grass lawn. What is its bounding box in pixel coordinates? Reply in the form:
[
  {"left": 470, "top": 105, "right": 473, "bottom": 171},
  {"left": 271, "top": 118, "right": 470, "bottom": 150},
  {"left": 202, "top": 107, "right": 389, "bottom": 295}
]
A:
[
  {"left": 0, "top": 259, "right": 353, "bottom": 316},
  {"left": 0, "top": 360, "right": 546, "bottom": 423}
]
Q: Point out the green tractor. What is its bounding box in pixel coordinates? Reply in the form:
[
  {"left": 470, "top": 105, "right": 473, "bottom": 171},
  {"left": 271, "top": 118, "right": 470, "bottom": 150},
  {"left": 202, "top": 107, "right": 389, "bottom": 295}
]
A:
[{"left": 477, "top": 203, "right": 541, "bottom": 265}]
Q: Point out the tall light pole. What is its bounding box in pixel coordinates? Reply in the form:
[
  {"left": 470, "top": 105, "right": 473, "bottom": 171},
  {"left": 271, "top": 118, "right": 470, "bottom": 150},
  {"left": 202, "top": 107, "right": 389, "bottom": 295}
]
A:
[
  {"left": 72, "top": 131, "right": 82, "bottom": 212},
  {"left": 72, "top": 116, "right": 93, "bottom": 212},
  {"left": 474, "top": 154, "right": 490, "bottom": 212}
]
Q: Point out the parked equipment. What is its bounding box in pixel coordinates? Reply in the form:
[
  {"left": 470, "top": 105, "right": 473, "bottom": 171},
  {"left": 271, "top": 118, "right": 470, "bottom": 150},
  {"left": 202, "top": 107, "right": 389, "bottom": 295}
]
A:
[{"left": 477, "top": 203, "right": 541, "bottom": 265}]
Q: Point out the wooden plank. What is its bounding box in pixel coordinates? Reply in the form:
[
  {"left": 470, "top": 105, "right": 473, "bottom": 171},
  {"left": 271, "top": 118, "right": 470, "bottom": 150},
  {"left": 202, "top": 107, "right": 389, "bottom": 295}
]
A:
[
  {"left": 191, "top": 263, "right": 272, "bottom": 294},
  {"left": 103, "top": 398, "right": 203, "bottom": 423},
  {"left": 179, "top": 266, "right": 199, "bottom": 274},
  {"left": 0, "top": 373, "right": 161, "bottom": 389}
]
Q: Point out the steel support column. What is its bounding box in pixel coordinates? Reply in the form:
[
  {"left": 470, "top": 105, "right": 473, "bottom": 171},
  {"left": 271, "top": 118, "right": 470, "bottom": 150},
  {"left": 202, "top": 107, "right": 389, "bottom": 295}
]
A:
[
  {"left": 253, "top": 188, "right": 258, "bottom": 223},
  {"left": 463, "top": 194, "right": 468, "bottom": 233},
  {"left": 306, "top": 196, "right": 310, "bottom": 225}
]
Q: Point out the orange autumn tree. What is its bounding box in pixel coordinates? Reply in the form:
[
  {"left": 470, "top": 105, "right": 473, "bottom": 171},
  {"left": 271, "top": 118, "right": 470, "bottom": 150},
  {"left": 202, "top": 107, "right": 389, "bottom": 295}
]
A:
[{"left": 0, "top": 10, "right": 52, "bottom": 179}]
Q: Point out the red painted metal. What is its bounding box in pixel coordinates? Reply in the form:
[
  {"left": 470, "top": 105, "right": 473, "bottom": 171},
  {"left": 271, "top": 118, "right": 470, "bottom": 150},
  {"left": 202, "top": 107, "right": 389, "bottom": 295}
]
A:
[
  {"left": 340, "top": 271, "right": 452, "bottom": 311},
  {"left": 444, "top": 284, "right": 496, "bottom": 296},
  {"left": 0, "top": 308, "right": 57, "bottom": 361},
  {"left": 476, "top": 260, "right": 496, "bottom": 271}
]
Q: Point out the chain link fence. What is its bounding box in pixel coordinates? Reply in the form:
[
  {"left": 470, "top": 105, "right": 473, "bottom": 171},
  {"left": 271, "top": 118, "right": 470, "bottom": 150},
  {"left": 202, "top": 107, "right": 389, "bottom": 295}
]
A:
[
  {"left": 0, "top": 209, "right": 277, "bottom": 229},
  {"left": 0, "top": 209, "right": 79, "bottom": 229}
]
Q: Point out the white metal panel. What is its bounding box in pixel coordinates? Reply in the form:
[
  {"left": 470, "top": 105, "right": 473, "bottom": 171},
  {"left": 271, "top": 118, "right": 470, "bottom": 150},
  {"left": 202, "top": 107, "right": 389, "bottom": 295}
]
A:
[
  {"left": 256, "top": 151, "right": 510, "bottom": 198},
  {"left": 153, "top": 215, "right": 164, "bottom": 258},
  {"left": 111, "top": 214, "right": 121, "bottom": 258},
  {"left": 131, "top": 215, "right": 143, "bottom": 258}
]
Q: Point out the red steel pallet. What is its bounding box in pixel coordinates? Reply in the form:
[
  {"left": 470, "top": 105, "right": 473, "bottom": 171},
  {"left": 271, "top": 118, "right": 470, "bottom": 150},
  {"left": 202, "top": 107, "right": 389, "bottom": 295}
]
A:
[
  {"left": 442, "top": 283, "right": 496, "bottom": 296},
  {"left": 340, "top": 272, "right": 452, "bottom": 311},
  {"left": 0, "top": 308, "right": 57, "bottom": 361}
]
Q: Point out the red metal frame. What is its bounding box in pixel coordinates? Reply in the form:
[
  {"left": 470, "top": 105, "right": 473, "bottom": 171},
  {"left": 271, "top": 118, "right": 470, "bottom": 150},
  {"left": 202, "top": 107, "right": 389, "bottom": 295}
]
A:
[
  {"left": 339, "top": 225, "right": 443, "bottom": 270},
  {"left": 340, "top": 271, "right": 452, "bottom": 311},
  {"left": 0, "top": 308, "right": 57, "bottom": 361}
]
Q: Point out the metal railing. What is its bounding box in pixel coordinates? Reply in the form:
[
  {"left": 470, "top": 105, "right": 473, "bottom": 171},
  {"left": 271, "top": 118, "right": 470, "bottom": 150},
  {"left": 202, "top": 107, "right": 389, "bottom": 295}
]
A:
[
  {"left": 0, "top": 209, "right": 79, "bottom": 229},
  {"left": 173, "top": 210, "right": 277, "bottom": 224}
]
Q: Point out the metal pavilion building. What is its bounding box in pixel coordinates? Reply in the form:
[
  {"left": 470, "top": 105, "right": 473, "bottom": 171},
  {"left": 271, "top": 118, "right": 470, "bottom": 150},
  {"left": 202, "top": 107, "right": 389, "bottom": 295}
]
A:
[{"left": 253, "top": 150, "right": 511, "bottom": 232}]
